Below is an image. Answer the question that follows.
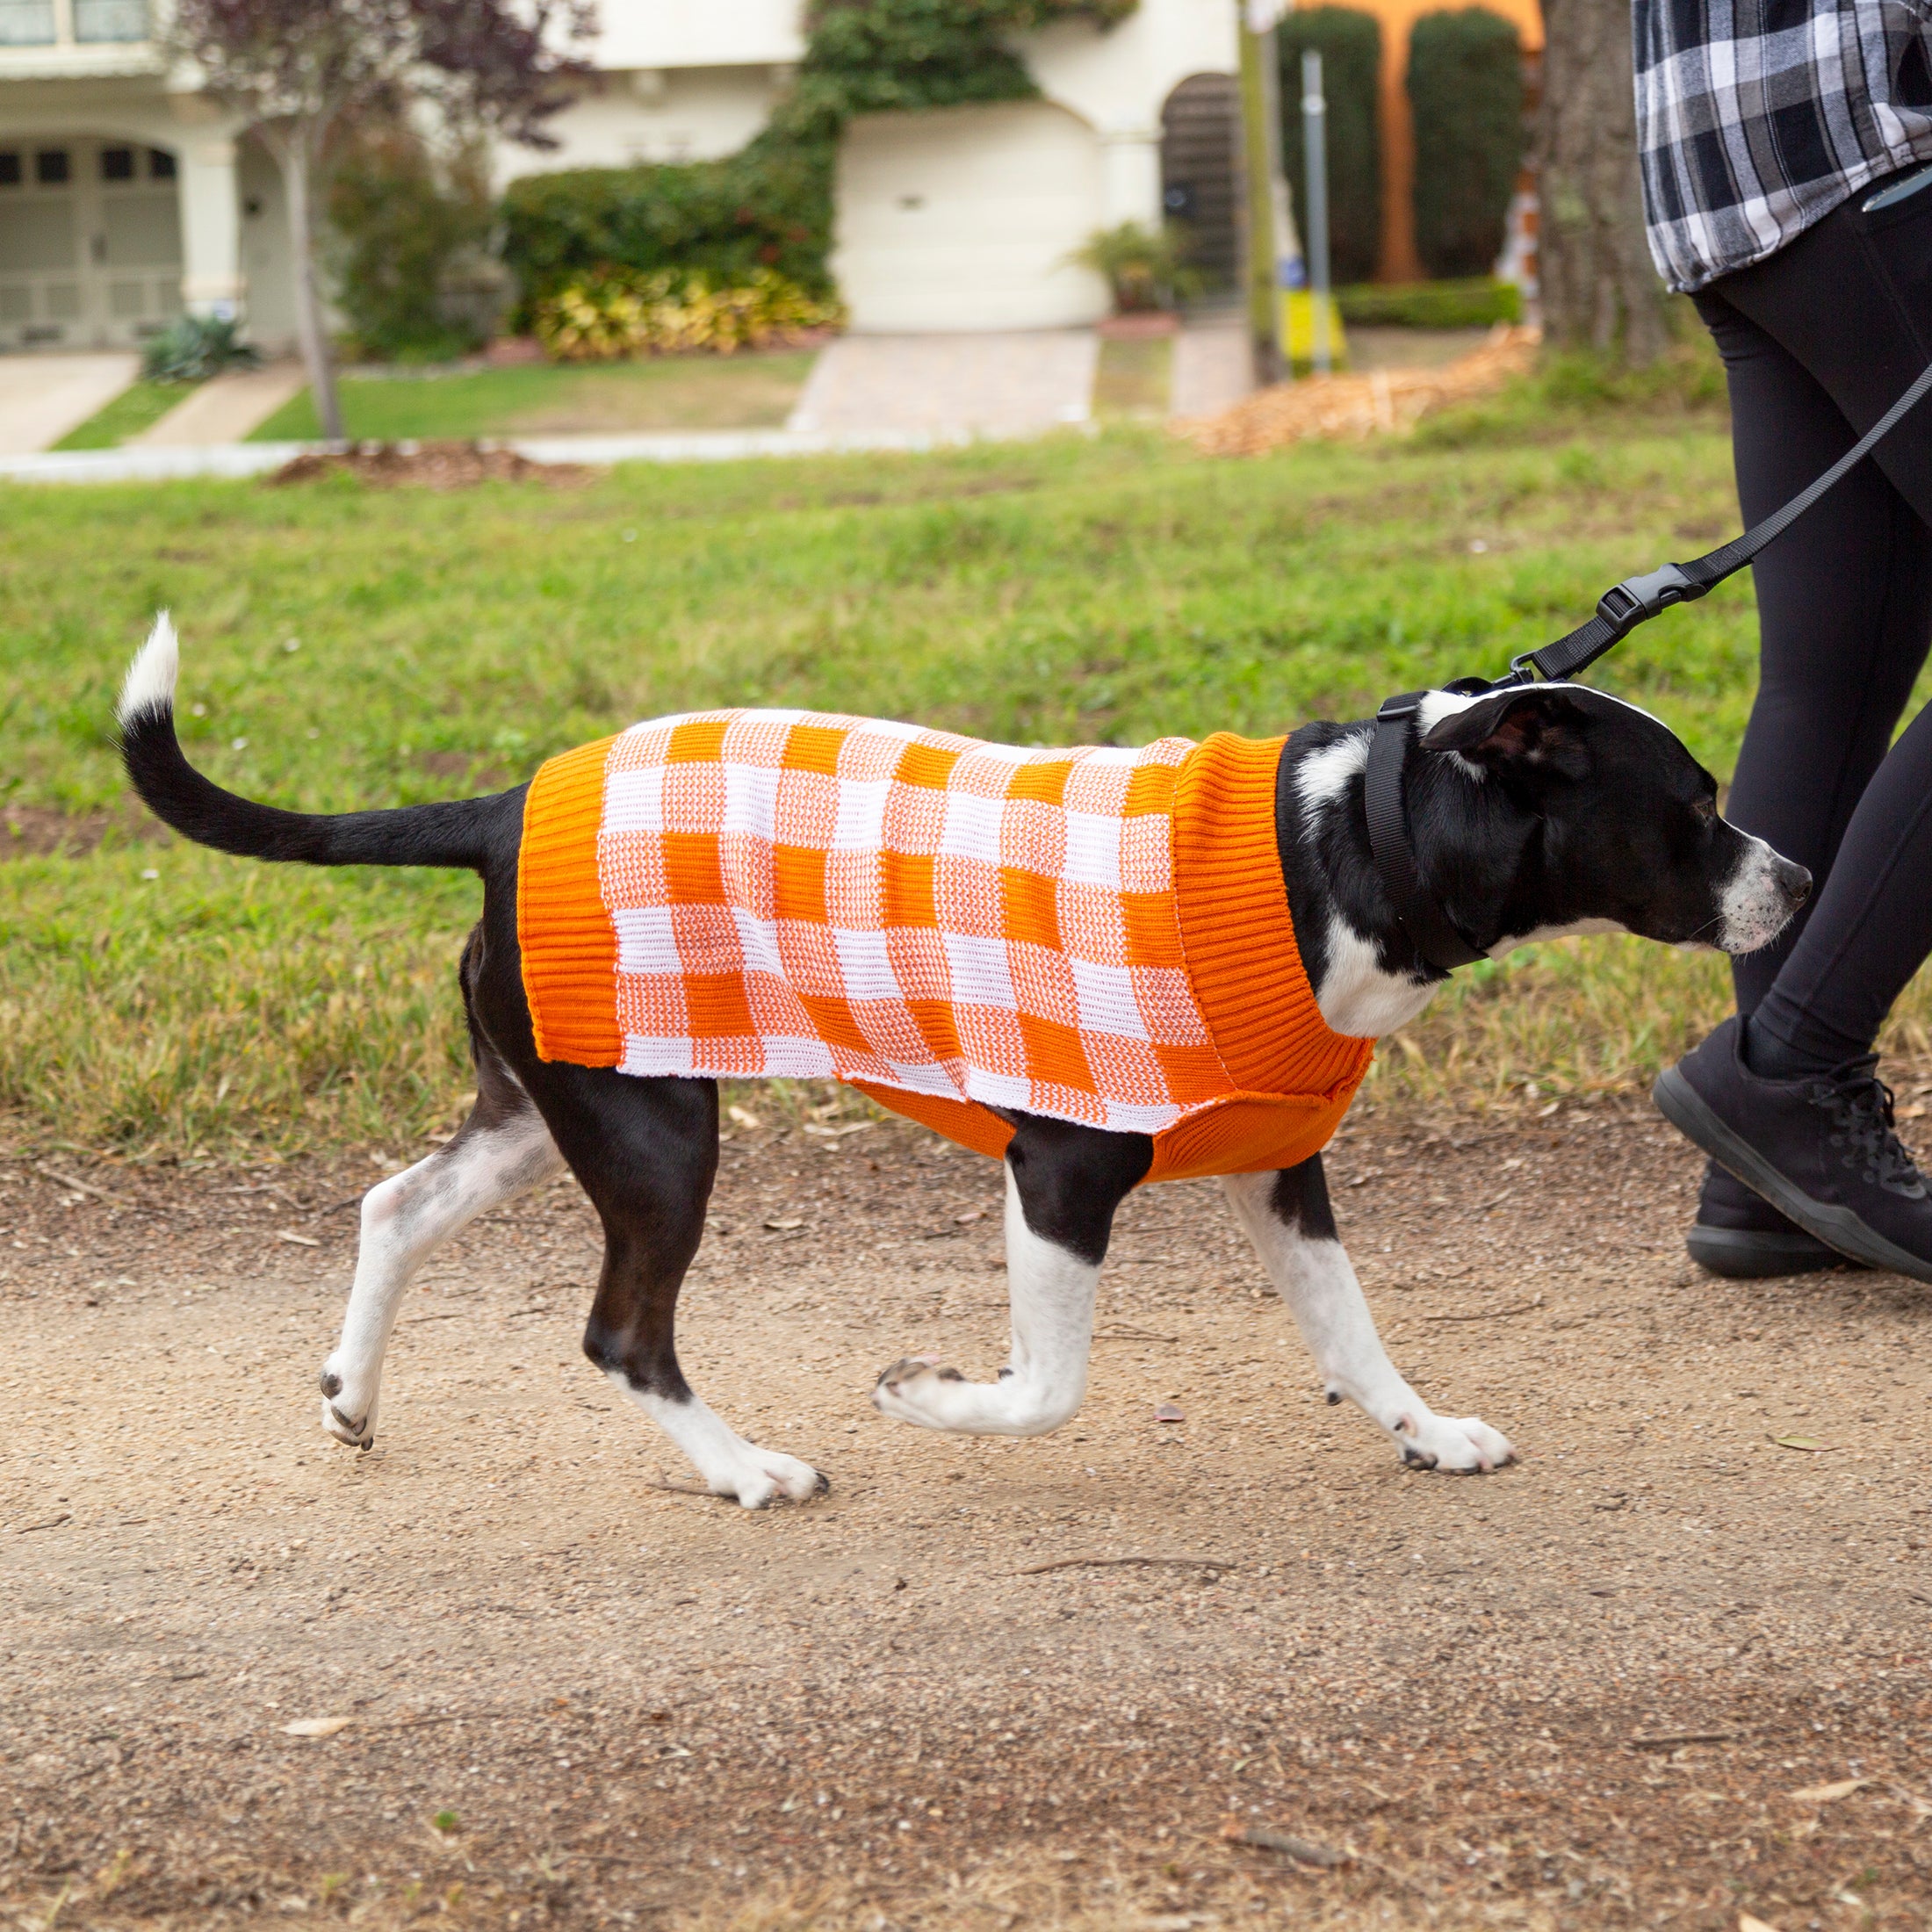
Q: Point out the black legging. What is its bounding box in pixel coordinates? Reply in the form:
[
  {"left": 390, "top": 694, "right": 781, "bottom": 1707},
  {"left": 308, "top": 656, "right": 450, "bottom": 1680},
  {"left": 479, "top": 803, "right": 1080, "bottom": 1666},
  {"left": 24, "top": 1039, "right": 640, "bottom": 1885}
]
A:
[{"left": 1691, "top": 177, "right": 1932, "bottom": 1076}]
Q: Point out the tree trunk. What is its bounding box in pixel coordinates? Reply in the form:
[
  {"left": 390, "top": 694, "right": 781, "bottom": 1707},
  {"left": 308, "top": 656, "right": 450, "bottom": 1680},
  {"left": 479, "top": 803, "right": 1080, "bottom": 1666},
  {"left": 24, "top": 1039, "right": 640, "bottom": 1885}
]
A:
[
  {"left": 1536, "top": 0, "right": 1669, "bottom": 362},
  {"left": 275, "top": 129, "right": 344, "bottom": 441}
]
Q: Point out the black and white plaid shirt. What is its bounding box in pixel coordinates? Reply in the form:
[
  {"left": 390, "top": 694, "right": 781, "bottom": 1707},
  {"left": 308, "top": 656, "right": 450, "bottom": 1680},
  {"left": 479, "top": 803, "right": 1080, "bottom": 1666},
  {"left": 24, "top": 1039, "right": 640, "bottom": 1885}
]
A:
[{"left": 1634, "top": 0, "right": 1932, "bottom": 292}]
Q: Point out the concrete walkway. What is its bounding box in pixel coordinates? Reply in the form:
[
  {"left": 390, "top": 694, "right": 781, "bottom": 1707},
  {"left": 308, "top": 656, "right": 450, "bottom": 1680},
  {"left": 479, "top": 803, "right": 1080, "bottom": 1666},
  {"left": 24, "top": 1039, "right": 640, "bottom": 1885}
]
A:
[
  {"left": 788, "top": 330, "right": 1098, "bottom": 438},
  {"left": 0, "top": 352, "right": 141, "bottom": 455},
  {"left": 1168, "top": 316, "right": 1252, "bottom": 420},
  {"left": 0, "top": 427, "right": 988, "bottom": 485},
  {"left": 133, "top": 359, "right": 306, "bottom": 446}
]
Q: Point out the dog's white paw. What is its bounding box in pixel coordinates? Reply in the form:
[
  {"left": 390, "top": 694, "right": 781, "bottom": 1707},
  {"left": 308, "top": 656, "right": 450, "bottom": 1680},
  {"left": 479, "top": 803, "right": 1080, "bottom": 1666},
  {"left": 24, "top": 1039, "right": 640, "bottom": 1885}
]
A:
[
  {"left": 1397, "top": 1411, "right": 1515, "bottom": 1473},
  {"left": 871, "top": 1354, "right": 967, "bottom": 1429},
  {"left": 710, "top": 1447, "right": 829, "bottom": 1510},
  {"left": 318, "top": 1365, "right": 377, "bottom": 1451}
]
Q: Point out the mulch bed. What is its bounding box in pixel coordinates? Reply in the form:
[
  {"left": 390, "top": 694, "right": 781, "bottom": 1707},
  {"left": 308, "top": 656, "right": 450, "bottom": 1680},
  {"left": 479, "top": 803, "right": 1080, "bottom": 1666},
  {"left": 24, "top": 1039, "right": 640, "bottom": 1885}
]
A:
[{"left": 269, "top": 441, "right": 591, "bottom": 490}]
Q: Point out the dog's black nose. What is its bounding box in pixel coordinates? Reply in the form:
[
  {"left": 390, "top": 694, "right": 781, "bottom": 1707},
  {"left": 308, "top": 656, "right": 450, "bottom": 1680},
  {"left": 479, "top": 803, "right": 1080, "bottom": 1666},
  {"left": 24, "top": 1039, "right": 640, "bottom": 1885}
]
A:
[{"left": 1779, "top": 858, "right": 1812, "bottom": 908}]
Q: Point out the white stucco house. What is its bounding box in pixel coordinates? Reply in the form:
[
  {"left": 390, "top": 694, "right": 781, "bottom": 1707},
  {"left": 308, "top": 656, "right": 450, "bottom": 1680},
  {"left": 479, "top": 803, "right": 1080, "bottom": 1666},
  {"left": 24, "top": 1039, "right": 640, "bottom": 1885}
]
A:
[{"left": 0, "top": 0, "right": 1240, "bottom": 353}]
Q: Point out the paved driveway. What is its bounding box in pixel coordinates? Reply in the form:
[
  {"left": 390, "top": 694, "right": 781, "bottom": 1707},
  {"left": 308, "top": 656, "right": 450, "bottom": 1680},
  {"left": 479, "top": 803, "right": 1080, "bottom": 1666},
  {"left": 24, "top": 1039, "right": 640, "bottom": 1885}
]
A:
[
  {"left": 787, "top": 329, "right": 1098, "bottom": 438},
  {"left": 0, "top": 351, "right": 139, "bottom": 455}
]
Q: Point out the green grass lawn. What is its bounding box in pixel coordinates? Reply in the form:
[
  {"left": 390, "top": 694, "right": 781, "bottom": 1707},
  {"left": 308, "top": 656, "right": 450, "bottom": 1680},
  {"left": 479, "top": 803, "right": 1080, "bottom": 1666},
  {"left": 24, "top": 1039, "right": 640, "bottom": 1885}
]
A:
[
  {"left": 248, "top": 350, "right": 819, "bottom": 443},
  {"left": 51, "top": 378, "right": 199, "bottom": 451},
  {"left": 4, "top": 386, "right": 1928, "bottom": 1157}
]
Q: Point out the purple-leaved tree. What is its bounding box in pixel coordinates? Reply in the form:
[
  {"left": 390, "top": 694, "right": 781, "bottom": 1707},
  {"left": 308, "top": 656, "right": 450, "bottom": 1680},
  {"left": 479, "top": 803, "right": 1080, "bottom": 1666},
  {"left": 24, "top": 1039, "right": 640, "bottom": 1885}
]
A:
[{"left": 164, "top": 0, "right": 595, "bottom": 437}]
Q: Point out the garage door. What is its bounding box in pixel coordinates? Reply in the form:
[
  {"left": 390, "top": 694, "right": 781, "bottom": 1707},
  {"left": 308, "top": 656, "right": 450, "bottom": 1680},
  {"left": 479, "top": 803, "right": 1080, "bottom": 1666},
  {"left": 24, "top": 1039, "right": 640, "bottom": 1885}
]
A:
[
  {"left": 833, "top": 101, "right": 1108, "bottom": 333},
  {"left": 0, "top": 137, "right": 183, "bottom": 351}
]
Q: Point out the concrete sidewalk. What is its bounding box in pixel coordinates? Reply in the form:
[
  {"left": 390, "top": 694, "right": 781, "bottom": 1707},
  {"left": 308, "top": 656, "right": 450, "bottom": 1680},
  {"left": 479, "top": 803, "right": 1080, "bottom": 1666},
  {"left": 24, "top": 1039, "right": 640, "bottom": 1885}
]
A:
[
  {"left": 133, "top": 359, "right": 306, "bottom": 445},
  {"left": 0, "top": 426, "right": 990, "bottom": 485},
  {"left": 1169, "top": 317, "right": 1252, "bottom": 420},
  {"left": 0, "top": 352, "right": 140, "bottom": 455}
]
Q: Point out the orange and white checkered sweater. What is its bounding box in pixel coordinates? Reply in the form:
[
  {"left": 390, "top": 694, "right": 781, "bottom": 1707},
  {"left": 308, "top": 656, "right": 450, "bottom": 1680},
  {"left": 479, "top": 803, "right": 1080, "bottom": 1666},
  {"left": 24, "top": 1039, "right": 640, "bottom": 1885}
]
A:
[{"left": 516, "top": 710, "right": 1373, "bottom": 1184}]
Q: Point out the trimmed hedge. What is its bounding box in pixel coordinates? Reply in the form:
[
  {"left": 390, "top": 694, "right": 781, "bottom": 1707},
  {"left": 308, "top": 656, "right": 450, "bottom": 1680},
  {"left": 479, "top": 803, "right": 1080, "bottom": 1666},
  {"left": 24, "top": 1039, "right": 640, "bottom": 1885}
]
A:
[
  {"left": 1406, "top": 7, "right": 1525, "bottom": 280},
  {"left": 500, "top": 134, "right": 836, "bottom": 315},
  {"left": 1337, "top": 276, "right": 1521, "bottom": 328},
  {"left": 1277, "top": 8, "right": 1382, "bottom": 288}
]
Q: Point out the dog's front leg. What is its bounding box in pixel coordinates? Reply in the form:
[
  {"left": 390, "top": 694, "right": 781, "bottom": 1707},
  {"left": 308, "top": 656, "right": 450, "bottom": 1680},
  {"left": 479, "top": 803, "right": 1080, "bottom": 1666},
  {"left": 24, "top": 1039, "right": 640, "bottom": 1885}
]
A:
[
  {"left": 872, "top": 1114, "right": 1150, "bottom": 1437},
  {"left": 1223, "top": 1159, "right": 1515, "bottom": 1473}
]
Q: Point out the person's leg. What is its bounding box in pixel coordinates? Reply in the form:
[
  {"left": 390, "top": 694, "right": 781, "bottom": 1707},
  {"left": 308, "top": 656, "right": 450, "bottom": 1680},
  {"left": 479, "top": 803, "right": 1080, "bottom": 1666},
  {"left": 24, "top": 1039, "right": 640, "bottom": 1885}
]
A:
[
  {"left": 1710, "top": 188, "right": 1932, "bottom": 1085},
  {"left": 1694, "top": 290, "right": 1932, "bottom": 1019},
  {"left": 1659, "top": 191, "right": 1932, "bottom": 1281},
  {"left": 1679, "top": 289, "right": 1932, "bottom": 1271},
  {"left": 1749, "top": 701, "right": 1932, "bottom": 1072}
]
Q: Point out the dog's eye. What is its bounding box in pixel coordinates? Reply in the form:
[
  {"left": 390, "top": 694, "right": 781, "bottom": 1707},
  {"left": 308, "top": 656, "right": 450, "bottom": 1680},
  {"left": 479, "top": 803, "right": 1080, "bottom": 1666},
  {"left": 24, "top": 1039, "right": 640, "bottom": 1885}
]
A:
[{"left": 1692, "top": 796, "right": 1717, "bottom": 820}]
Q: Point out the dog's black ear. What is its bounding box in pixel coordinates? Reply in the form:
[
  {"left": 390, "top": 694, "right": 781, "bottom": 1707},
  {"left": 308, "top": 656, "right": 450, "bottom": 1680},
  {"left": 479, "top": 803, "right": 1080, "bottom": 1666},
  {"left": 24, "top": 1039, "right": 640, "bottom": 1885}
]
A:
[{"left": 1419, "top": 688, "right": 1590, "bottom": 777}]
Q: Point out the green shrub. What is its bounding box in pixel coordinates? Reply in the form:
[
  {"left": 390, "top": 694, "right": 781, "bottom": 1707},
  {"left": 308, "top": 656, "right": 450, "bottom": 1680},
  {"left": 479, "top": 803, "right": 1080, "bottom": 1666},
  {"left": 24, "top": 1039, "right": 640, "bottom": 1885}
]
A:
[
  {"left": 141, "top": 314, "right": 260, "bottom": 385},
  {"left": 328, "top": 126, "right": 494, "bottom": 364},
  {"left": 780, "top": 0, "right": 1133, "bottom": 139},
  {"left": 1278, "top": 8, "right": 1382, "bottom": 287},
  {"left": 500, "top": 133, "right": 837, "bottom": 319},
  {"left": 1406, "top": 7, "right": 1525, "bottom": 280},
  {"left": 1337, "top": 276, "right": 1521, "bottom": 328},
  {"left": 534, "top": 268, "right": 843, "bottom": 359}
]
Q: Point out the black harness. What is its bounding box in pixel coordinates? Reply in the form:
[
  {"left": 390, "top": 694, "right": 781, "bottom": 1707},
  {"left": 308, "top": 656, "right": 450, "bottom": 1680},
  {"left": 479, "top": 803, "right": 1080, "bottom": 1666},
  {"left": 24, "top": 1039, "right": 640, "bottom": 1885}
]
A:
[{"left": 1366, "top": 357, "right": 1932, "bottom": 977}]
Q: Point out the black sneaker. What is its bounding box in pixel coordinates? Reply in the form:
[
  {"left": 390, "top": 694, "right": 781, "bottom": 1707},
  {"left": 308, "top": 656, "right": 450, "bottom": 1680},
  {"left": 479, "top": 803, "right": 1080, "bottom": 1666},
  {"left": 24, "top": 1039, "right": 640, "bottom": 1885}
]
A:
[
  {"left": 1686, "top": 1159, "right": 1855, "bottom": 1279},
  {"left": 1654, "top": 1017, "right": 1932, "bottom": 1285}
]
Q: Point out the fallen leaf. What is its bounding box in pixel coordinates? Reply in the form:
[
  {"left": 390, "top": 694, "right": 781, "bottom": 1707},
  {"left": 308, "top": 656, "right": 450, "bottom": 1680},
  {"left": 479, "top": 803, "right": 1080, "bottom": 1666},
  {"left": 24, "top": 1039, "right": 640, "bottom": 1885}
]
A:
[
  {"left": 1153, "top": 1402, "right": 1186, "bottom": 1424},
  {"left": 954, "top": 1208, "right": 985, "bottom": 1224},
  {"left": 727, "top": 1106, "right": 761, "bottom": 1130},
  {"left": 1900, "top": 1102, "right": 1926, "bottom": 1121},
  {"left": 1788, "top": 1777, "right": 1865, "bottom": 1804},
  {"left": 764, "top": 1217, "right": 804, "bottom": 1232},
  {"left": 1770, "top": 1433, "right": 1828, "bottom": 1452},
  {"left": 1740, "top": 1915, "right": 1784, "bottom": 1932},
  {"left": 283, "top": 1716, "right": 352, "bottom": 1738},
  {"left": 276, "top": 1230, "right": 321, "bottom": 1248}
]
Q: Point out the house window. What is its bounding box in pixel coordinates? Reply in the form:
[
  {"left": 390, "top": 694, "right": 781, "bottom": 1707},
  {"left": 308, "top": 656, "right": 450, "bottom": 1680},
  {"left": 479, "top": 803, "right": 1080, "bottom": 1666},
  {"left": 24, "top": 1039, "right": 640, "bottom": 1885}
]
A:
[
  {"left": 0, "top": 153, "right": 20, "bottom": 189},
  {"left": 74, "top": 0, "right": 148, "bottom": 40},
  {"left": 148, "top": 148, "right": 176, "bottom": 180},
  {"left": 0, "top": 0, "right": 56, "bottom": 46},
  {"left": 102, "top": 147, "right": 136, "bottom": 183},
  {"left": 36, "top": 149, "right": 70, "bottom": 186}
]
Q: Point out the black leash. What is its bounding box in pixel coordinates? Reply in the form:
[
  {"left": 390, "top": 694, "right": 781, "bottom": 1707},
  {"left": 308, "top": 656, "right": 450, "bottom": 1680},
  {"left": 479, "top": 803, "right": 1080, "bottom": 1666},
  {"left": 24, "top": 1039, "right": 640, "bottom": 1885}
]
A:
[{"left": 1366, "top": 355, "right": 1932, "bottom": 976}]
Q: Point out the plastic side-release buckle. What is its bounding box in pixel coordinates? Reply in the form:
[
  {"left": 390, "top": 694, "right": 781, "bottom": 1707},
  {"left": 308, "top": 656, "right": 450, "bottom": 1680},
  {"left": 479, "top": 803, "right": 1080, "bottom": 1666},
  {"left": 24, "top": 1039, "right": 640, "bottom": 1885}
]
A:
[{"left": 1596, "top": 561, "right": 1699, "bottom": 638}]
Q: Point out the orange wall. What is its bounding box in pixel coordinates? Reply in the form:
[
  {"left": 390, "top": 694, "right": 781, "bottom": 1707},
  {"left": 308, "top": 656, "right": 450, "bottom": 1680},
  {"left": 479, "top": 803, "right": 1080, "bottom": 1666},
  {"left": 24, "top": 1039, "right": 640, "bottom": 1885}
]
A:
[{"left": 1297, "top": 0, "right": 1542, "bottom": 283}]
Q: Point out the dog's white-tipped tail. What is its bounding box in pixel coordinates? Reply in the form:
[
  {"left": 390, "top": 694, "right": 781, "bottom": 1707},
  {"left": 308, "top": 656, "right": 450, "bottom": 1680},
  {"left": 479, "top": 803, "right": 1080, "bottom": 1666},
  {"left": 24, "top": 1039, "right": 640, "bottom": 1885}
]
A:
[{"left": 118, "top": 612, "right": 179, "bottom": 726}]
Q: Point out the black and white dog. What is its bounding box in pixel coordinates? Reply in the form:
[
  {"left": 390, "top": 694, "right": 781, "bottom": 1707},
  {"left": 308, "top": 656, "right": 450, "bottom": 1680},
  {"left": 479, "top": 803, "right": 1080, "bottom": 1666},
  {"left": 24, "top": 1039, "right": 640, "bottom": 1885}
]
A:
[{"left": 117, "top": 618, "right": 1806, "bottom": 1506}]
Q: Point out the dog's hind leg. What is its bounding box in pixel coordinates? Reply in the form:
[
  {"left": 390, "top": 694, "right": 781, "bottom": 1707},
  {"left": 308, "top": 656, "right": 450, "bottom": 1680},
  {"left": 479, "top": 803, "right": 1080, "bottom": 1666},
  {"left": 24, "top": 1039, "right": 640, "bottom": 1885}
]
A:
[
  {"left": 529, "top": 1063, "right": 824, "bottom": 1510},
  {"left": 1223, "top": 1158, "right": 1515, "bottom": 1473},
  {"left": 872, "top": 1114, "right": 1150, "bottom": 1437},
  {"left": 319, "top": 1041, "right": 563, "bottom": 1450}
]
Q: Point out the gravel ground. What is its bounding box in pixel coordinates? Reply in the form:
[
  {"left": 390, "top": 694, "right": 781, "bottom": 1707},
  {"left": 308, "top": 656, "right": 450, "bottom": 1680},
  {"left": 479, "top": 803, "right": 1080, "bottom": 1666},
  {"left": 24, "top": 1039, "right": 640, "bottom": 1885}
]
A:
[{"left": 4, "top": 1099, "right": 1932, "bottom": 1931}]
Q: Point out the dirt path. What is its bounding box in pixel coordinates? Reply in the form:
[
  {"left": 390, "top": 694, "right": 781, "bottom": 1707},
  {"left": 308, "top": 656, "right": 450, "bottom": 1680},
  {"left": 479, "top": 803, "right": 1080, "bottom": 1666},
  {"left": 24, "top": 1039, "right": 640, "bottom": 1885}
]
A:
[{"left": 4, "top": 1103, "right": 1931, "bottom": 1930}]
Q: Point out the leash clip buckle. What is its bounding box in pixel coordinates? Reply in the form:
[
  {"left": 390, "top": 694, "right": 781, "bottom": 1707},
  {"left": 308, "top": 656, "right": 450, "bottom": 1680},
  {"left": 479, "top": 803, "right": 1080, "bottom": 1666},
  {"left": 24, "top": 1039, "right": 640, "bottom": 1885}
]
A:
[{"left": 1597, "top": 561, "right": 1697, "bottom": 639}]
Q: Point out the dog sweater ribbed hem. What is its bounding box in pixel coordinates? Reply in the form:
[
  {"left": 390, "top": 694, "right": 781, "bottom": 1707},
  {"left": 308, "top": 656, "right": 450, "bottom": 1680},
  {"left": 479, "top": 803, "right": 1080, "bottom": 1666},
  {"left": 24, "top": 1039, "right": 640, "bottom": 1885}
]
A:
[{"left": 515, "top": 710, "right": 1373, "bottom": 1184}]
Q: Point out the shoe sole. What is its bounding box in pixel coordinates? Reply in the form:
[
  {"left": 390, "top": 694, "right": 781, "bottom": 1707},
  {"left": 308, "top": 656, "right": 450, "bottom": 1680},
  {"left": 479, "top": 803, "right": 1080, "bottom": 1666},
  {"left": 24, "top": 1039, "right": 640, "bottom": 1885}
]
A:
[
  {"left": 1654, "top": 1067, "right": 1932, "bottom": 1286},
  {"left": 1684, "top": 1224, "right": 1851, "bottom": 1279}
]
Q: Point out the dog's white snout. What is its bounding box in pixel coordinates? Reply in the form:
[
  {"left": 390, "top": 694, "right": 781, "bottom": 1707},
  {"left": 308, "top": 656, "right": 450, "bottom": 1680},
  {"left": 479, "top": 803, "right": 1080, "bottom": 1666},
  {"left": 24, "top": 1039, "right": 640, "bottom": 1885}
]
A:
[{"left": 1718, "top": 833, "right": 1808, "bottom": 955}]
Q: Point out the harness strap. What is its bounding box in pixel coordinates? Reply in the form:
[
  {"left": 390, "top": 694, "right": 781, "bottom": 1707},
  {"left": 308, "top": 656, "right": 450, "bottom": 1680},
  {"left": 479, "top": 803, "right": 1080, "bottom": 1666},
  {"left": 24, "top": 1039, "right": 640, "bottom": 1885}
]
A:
[
  {"left": 1365, "top": 694, "right": 1486, "bottom": 977},
  {"left": 1516, "top": 357, "right": 1932, "bottom": 686}
]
